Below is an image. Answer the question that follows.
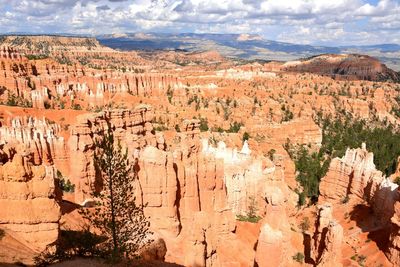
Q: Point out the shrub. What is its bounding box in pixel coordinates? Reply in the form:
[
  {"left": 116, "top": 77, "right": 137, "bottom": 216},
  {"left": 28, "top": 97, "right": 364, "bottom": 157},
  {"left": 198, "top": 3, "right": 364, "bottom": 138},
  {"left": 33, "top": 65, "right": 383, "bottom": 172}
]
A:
[
  {"left": 166, "top": 86, "right": 173, "bottom": 104},
  {"left": 5, "top": 93, "right": 32, "bottom": 107},
  {"left": 72, "top": 103, "right": 82, "bottom": 110},
  {"left": 199, "top": 118, "right": 209, "bottom": 132},
  {"left": 212, "top": 126, "right": 224, "bottom": 133},
  {"left": 299, "top": 217, "right": 310, "bottom": 232},
  {"left": 26, "top": 54, "right": 48, "bottom": 60},
  {"left": 44, "top": 101, "right": 51, "bottom": 109},
  {"left": 292, "top": 252, "right": 305, "bottom": 263},
  {"left": 60, "top": 179, "right": 75, "bottom": 193},
  {"left": 223, "top": 106, "right": 230, "bottom": 120},
  {"left": 297, "top": 191, "right": 306, "bottom": 206},
  {"left": 391, "top": 107, "right": 400, "bottom": 118},
  {"left": 242, "top": 132, "right": 250, "bottom": 142},
  {"left": 187, "top": 94, "right": 198, "bottom": 105},
  {"left": 57, "top": 170, "right": 75, "bottom": 193},
  {"left": 236, "top": 196, "right": 262, "bottom": 223},
  {"left": 358, "top": 255, "right": 366, "bottom": 266},
  {"left": 267, "top": 149, "right": 276, "bottom": 161},
  {"left": 227, "top": 121, "right": 242, "bottom": 133},
  {"left": 0, "top": 228, "right": 5, "bottom": 240},
  {"left": 350, "top": 254, "right": 366, "bottom": 266},
  {"left": 34, "top": 229, "right": 103, "bottom": 266},
  {"left": 154, "top": 125, "right": 168, "bottom": 131},
  {"left": 281, "top": 104, "right": 294, "bottom": 122},
  {"left": 6, "top": 93, "right": 18, "bottom": 106},
  {"left": 58, "top": 178, "right": 75, "bottom": 193}
]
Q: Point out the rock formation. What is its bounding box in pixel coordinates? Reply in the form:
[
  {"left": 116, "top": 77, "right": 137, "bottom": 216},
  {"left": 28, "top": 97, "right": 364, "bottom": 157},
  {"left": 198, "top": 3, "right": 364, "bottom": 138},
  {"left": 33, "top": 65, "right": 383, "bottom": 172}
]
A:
[
  {"left": 0, "top": 144, "right": 60, "bottom": 260},
  {"left": 68, "top": 105, "right": 157, "bottom": 203},
  {"left": 0, "top": 116, "right": 66, "bottom": 166},
  {"left": 319, "top": 144, "right": 400, "bottom": 265},
  {"left": 319, "top": 143, "right": 399, "bottom": 226},
  {"left": 137, "top": 120, "right": 238, "bottom": 266},
  {"left": 65, "top": 114, "right": 296, "bottom": 266},
  {"left": 311, "top": 204, "right": 343, "bottom": 267},
  {"left": 388, "top": 199, "right": 400, "bottom": 266},
  {"left": 283, "top": 54, "right": 400, "bottom": 82}
]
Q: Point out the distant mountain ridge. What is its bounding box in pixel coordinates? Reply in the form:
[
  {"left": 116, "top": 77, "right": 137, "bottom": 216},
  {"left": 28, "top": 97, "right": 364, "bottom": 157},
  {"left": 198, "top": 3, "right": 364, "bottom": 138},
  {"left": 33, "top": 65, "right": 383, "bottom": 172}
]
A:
[{"left": 97, "top": 33, "right": 400, "bottom": 71}]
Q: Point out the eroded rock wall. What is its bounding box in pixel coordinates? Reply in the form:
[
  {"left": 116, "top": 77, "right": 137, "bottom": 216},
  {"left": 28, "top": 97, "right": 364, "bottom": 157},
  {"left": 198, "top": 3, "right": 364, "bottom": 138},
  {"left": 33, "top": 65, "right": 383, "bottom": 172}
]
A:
[
  {"left": 91, "top": 116, "right": 297, "bottom": 266},
  {"left": 68, "top": 105, "right": 157, "bottom": 203},
  {"left": 0, "top": 116, "right": 66, "bottom": 166},
  {"left": 311, "top": 204, "right": 343, "bottom": 267},
  {"left": 319, "top": 144, "right": 399, "bottom": 225},
  {"left": 319, "top": 144, "right": 400, "bottom": 265},
  {"left": 0, "top": 144, "right": 60, "bottom": 255},
  {"left": 388, "top": 200, "right": 400, "bottom": 266}
]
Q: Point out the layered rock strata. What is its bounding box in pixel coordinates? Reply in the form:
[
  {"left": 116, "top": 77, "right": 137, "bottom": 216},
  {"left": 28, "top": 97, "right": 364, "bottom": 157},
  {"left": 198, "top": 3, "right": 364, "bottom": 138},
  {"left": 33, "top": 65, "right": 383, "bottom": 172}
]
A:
[{"left": 0, "top": 144, "right": 60, "bottom": 254}]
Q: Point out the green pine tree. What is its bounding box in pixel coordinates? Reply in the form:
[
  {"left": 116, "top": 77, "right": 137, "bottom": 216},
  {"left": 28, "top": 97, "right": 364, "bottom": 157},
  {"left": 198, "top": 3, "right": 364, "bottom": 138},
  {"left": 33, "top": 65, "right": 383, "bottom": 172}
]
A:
[{"left": 81, "top": 125, "right": 152, "bottom": 262}]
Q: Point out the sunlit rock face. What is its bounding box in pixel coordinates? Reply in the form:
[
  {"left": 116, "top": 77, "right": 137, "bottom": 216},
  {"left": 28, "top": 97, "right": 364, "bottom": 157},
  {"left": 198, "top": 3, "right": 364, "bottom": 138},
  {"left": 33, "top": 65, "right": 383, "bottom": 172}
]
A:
[
  {"left": 320, "top": 144, "right": 399, "bottom": 225},
  {"left": 0, "top": 116, "right": 66, "bottom": 166},
  {"left": 319, "top": 145, "right": 400, "bottom": 265},
  {"left": 388, "top": 200, "right": 400, "bottom": 266},
  {"left": 68, "top": 106, "right": 157, "bottom": 204},
  {"left": 310, "top": 204, "right": 343, "bottom": 267},
  {"left": 0, "top": 144, "right": 61, "bottom": 263}
]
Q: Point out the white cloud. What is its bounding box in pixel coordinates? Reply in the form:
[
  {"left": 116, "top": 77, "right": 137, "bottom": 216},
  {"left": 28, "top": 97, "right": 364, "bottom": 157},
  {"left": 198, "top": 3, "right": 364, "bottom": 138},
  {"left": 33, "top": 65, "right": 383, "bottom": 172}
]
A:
[{"left": 0, "top": 0, "right": 398, "bottom": 45}]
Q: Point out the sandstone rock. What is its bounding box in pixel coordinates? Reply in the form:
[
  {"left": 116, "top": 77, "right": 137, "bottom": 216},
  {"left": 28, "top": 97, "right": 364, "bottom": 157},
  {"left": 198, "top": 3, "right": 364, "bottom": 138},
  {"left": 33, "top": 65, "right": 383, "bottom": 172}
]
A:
[
  {"left": 319, "top": 144, "right": 399, "bottom": 226},
  {"left": 283, "top": 54, "right": 400, "bottom": 82},
  {"left": 0, "top": 116, "right": 66, "bottom": 166},
  {"left": 0, "top": 147, "right": 60, "bottom": 260},
  {"left": 138, "top": 146, "right": 180, "bottom": 236},
  {"left": 320, "top": 145, "right": 400, "bottom": 266},
  {"left": 68, "top": 106, "right": 157, "bottom": 203},
  {"left": 255, "top": 223, "right": 285, "bottom": 267},
  {"left": 140, "top": 237, "right": 167, "bottom": 262},
  {"left": 388, "top": 198, "right": 400, "bottom": 266},
  {"left": 311, "top": 204, "right": 343, "bottom": 267}
]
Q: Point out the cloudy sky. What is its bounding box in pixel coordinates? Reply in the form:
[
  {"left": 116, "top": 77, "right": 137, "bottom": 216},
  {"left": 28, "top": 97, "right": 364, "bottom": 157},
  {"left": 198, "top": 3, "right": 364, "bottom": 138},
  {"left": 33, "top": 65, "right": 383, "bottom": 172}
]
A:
[{"left": 0, "top": 0, "right": 399, "bottom": 46}]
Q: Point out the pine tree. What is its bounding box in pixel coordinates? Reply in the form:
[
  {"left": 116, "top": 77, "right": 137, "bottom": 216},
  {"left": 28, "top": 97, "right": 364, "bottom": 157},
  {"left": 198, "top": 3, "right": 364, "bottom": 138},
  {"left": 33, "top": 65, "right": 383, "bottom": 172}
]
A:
[{"left": 81, "top": 125, "right": 151, "bottom": 262}]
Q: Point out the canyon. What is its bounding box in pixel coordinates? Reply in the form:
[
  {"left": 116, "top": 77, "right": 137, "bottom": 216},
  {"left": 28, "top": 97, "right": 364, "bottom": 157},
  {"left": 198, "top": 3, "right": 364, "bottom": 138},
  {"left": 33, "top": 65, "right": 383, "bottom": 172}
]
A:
[{"left": 0, "top": 35, "right": 399, "bottom": 266}]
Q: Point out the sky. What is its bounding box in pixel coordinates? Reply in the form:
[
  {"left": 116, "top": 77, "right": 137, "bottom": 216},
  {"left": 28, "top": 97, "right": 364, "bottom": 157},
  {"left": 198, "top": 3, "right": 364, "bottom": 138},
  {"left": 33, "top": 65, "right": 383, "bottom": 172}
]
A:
[{"left": 0, "top": 0, "right": 399, "bottom": 46}]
